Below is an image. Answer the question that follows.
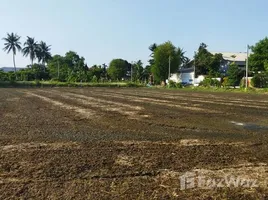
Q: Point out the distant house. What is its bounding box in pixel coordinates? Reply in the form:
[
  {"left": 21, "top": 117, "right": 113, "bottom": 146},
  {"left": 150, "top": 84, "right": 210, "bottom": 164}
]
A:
[
  {"left": 167, "top": 52, "right": 249, "bottom": 86},
  {"left": 211, "top": 52, "right": 248, "bottom": 74}
]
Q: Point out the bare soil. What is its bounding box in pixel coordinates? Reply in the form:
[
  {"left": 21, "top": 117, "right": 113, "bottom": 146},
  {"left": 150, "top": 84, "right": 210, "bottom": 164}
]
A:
[{"left": 0, "top": 88, "right": 268, "bottom": 199}]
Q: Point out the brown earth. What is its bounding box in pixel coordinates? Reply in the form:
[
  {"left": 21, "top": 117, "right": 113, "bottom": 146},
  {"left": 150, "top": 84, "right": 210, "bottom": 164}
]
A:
[{"left": 0, "top": 88, "right": 268, "bottom": 200}]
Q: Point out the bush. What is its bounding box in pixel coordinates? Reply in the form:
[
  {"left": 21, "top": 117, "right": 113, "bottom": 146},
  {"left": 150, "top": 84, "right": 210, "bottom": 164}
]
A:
[
  {"left": 91, "top": 75, "right": 98, "bottom": 83},
  {"left": 168, "top": 80, "right": 177, "bottom": 88},
  {"left": 251, "top": 73, "right": 268, "bottom": 88},
  {"left": 168, "top": 80, "right": 183, "bottom": 89},
  {"left": 126, "top": 82, "right": 142, "bottom": 87},
  {"left": 0, "top": 71, "right": 9, "bottom": 81},
  {"left": 34, "top": 80, "right": 41, "bottom": 87},
  {"left": 176, "top": 82, "right": 183, "bottom": 88},
  {"left": 199, "top": 78, "right": 221, "bottom": 88},
  {"left": 240, "top": 78, "right": 246, "bottom": 88},
  {"left": 222, "top": 77, "right": 228, "bottom": 87}
]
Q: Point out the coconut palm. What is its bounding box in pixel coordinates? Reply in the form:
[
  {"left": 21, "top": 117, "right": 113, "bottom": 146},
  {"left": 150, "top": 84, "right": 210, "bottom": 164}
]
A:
[
  {"left": 177, "top": 47, "right": 187, "bottom": 64},
  {"left": 22, "top": 36, "right": 38, "bottom": 67},
  {"left": 149, "top": 43, "right": 158, "bottom": 57},
  {"left": 2, "top": 33, "right": 22, "bottom": 74},
  {"left": 36, "top": 41, "right": 52, "bottom": 65}
]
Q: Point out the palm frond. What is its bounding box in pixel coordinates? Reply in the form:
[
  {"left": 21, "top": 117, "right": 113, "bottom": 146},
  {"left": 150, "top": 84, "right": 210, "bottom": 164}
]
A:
[{"left": 2, "top": 32, "right": 21, "bottom": 55}]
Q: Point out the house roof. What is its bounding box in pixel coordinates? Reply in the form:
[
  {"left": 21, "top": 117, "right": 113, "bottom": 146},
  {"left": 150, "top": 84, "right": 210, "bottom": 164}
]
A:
[
  {"left": 179, "top": 67, "right": 194, "bottom": 73},
  {"left": 211, "top": 52, "right": 248, "bottom": 62}
]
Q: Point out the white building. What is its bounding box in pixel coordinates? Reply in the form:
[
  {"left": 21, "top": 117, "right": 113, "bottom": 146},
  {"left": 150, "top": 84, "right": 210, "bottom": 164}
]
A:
[{"left": 168, "top": 67, "right": 205, "bottom": 85}]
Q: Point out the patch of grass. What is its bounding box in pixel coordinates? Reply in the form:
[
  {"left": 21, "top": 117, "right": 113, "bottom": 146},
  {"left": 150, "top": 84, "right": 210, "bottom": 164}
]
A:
[
  {"left": 150, "top": 85, "right": 268, "bottom": 94},
  {"left": 0, "top": 81, "right": 144, "bottom": 88}
]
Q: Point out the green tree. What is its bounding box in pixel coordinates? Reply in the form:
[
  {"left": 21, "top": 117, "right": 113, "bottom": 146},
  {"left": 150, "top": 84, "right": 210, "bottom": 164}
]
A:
[
  {"left": 30, "top": 64, "right": 50, "bottom": 80},
  {"left": 143, "top": 65, "right": 151, "bottom": 83},
  {"left": 151, "top": 41, "right": 181, "bottom": 83},
  {"left": 100, "top": 64, "right": 108, "bottom": 80},
  {"left": 107, "top": 59, "right": 130, "bottom": 81},
  {"left": 47, "top": 55, "right": 68, "bottom": 81},
  {"left": 251, "top": 73, "right": 268, "bottom": 88},
  {"left": 249, "top": 37, "right": 268, "bottom": 72},
  {"left": 209, "top": 53, "right": 224, "bottom": 77},
  {"left": 194, "top": 43, "right": 223, "bottom": 77},
  {"left": 0, "top": 70, "right": 9, "bottom": 81},
  {"left": 47, "top": 51, "right": 87, "bottom": 82},
  {"left": 36, "top": 41, "right": 52, "bottom": 66},
  {"left": 16, "top": 64, "right": 49, "bottom": 81},
  {"left": 2, "top": 33, "right": 22, "bottom": 75},
  {"left": 183, "top": 57, "right": 193, "bottom": 68},
  {"left": 132, "top": 60, "right": 143, "bottom": 82},
  {"left": 227, "top": 62, "right": 241, "bottom": 87},
  {"left": 88, "top": 65, "right": 103, "bottom": 81},
  {"left": 148, "top": 43, "right": 158, "bottom": 66},
  {"left": 22, "top": 37, "right": 38, "bottom": 67},
  {"left": 177, "top": 47, "right": 188, "bottom": 65}
]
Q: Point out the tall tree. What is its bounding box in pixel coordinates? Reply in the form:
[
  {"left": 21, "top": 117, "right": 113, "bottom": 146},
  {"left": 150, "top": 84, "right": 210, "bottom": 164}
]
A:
[
  {"left": 177, "top": 47, "right": 187, "bottom": 65},
  {"left": 194, "top": 43, "right": 223, "bottom": 77},
  {"left": 88, "top": 65, "right": 103, "bottom": 81},
  {"left": 2, "top": 33, "right": 22, "bottom": 74},
  {"left": 47, "top": 51, "right": 87, "bottom": 82},
  {"left": 227, "top": 62, "right": 241, "bottom": 87},
  {"left": 148, "top": 43, "right": 158, "bottom": 66},
  {"left": 132, "top": 60, "right": 144, "bottom": 82},
  {"left": 107, "top": 59, "right": 131, "bottom": 81},
  {"left": 36, "top": 41, "right": 52, "bottom": 65},
  {"left": 182, "top": 57, "right": 193, "bottom": 68},
  {"left": 249, "top": 37, "right": 268, "bottom": 72},
  {"left": 151, "top": 41, "right": 181, "bottom": 83},
  {"left": 22, "top": 37, "right": 38, "bottom": 67}
]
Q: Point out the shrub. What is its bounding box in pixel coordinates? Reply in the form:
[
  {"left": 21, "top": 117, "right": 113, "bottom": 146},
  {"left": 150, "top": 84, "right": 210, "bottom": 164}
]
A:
[
  {"left": 91, "top": 75, "right": 98, "bottom": 83},
  {"left": 251, "top": 73, "right": 268, "bottom": 88},
  {"left": 168, "top": 80, "right": 177, "bottom": 88},
  {"left": 199, "top": 78, "right": 221, "bottom": 87},
  {"left": 240, "top": 78, "right": 246, "bottom": 88},
  {"left": 126, "top": 82, "right": 142, "bottom": 87},
  {"left": 168, "top": 80, "right": 183, "bottom": 89},
  {"left": 176, "top": 82, "right": 183, "bottom": 88},
  {"left": 34, "top": 80, "right": 41, "bottom": 87},
  {"left": 222, "top": 77, "right": 228, "bottom": 87}
]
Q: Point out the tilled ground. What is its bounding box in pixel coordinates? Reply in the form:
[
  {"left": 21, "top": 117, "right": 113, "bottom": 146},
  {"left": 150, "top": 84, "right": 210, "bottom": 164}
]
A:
[{"left": 0, "top": 88, "right": 268, "bottom": 200}]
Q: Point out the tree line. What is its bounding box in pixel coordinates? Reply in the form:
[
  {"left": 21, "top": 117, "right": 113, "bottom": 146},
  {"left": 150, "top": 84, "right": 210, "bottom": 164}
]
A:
[{"left": 1, "top": 32, "right": 268, "bottom": 87}]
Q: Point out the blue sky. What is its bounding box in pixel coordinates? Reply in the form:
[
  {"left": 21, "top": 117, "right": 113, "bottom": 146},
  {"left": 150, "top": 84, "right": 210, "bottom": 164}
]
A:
[{"left": 0, "top": 0, "right": 267, "bottom": 68}]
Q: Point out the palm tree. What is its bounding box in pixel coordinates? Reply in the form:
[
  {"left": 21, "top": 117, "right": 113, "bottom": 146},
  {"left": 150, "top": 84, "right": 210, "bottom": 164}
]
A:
[
  {"left": 22, "top": 36, "right": 38, "bottom": 67},
  {"left": 149, "top": 43, "right": 158, "bottom": 57},
  {"left": 149, "top": 43, "right": 158, "bottom": 66},
  {"left": 177, "top": 47, "right": 187, "bottom": 64},
  {"left": 36, "top": 41, "right": 52, "bottom": 66},
  {"left": 2, "top": 33, "right": 22, "bottom": 74}
]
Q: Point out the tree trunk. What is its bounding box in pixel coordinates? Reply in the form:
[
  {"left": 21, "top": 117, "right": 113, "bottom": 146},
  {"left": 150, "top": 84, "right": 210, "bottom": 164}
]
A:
[
  {"left": 32, "top": 59, "right": 37, "bottom": 80},
  {"left": 42, "top": 61, "right": 46, "bottom": 72},
  {"left": 13, "top": 53, "right": 17, "bottom": 80}
]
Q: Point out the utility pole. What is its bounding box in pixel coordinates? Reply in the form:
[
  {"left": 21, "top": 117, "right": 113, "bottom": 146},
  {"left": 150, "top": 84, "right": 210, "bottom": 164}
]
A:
[
  {"left": 168, "top": 55, "right": 171, "bottom": 82},
  {"left": 193, "top": 51, "right": 196, "bottom": 86},
  {"left": 246, "top": 45, "right": 249, "bottom": 89},
  {"left": 131, "top": 64, "right": 133, "bottom": 82},
  {"left": 57, "top": 60, "right": 60, "bottom": 79}
]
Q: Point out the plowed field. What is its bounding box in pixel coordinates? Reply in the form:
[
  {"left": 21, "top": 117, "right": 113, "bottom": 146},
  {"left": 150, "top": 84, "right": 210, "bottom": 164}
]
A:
[{"left": 0, "top": 88, "right": 268, "bottom": 199}]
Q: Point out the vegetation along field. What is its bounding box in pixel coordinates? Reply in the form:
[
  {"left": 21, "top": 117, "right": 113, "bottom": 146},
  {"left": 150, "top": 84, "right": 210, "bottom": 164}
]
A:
[{"left": 0, "top": 87, "right": 268, "bottom": 199}]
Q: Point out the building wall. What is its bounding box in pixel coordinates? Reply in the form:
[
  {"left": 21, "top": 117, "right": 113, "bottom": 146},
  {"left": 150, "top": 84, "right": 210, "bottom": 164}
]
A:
[{"left": 169, "top": 73, "right": 205, "bottom": 85}]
